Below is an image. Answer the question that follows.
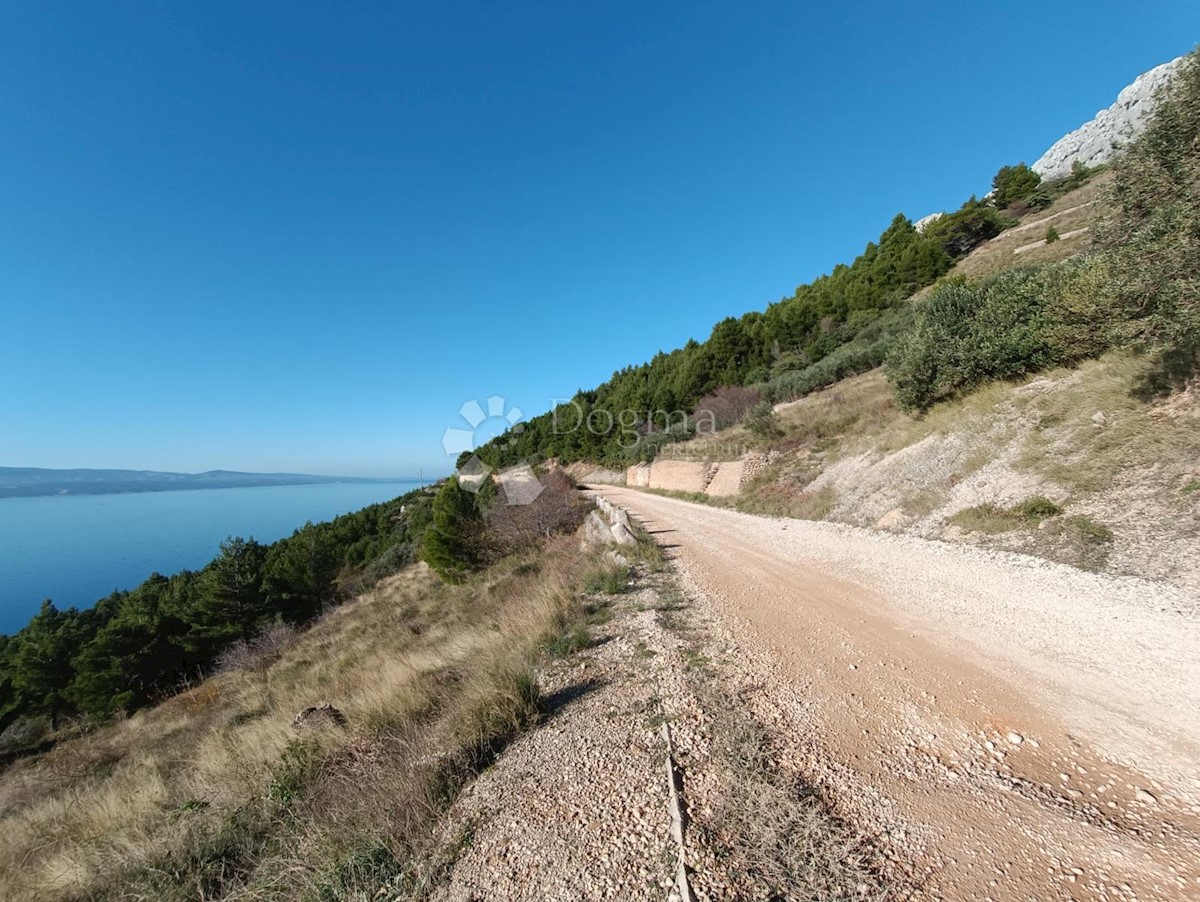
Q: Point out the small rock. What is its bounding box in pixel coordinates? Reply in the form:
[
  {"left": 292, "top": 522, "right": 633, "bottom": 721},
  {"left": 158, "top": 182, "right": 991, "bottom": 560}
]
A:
[
  {"left": 1006, "top": 732, "right": 1023, "bottom": 745},
  {"left": 293, "top": 702, "right": 347, "bottom": 732},
  {"left": 1135, "top": 788, "right": 1159, "bottom": 805}
]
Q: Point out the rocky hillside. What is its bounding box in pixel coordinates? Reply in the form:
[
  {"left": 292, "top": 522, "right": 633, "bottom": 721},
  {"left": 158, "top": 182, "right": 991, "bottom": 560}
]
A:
[{"left": 1032, "top": 55, "right": 1184, "bottom": 178}]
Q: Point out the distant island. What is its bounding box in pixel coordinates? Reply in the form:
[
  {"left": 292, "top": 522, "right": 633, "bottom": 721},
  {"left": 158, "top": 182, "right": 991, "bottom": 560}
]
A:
[{"left": 0, "top": 467, "right": 407, "bottom": 499}]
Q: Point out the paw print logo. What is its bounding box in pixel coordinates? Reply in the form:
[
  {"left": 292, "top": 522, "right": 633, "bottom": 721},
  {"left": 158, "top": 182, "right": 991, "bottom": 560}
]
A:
[
  {"left": 441, "top": 396, "right": 542, "bottom": 504},
  {"left": 441, "top": 396, "right": 524, "bottom": 457}
]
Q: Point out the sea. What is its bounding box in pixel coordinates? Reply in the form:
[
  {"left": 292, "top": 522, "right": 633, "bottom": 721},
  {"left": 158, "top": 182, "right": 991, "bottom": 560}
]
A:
[{"left": 0, "top": 480, "right": 425, "bottom": 635}]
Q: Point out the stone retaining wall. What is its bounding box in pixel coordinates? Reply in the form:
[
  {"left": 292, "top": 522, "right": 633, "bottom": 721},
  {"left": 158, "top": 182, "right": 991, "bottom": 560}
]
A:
[
  {"left": 704, "top": 461, "right": 745, "bottom": 497},
  {"left": 626, "top": 463, "right": 651, "bottom": 487},
  {"left": 647, "top": 460, "right": 710, "bottom": 494}
]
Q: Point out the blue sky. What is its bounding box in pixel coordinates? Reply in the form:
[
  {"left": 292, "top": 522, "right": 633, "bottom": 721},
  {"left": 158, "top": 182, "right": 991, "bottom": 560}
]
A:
[{"left": 1, "top": 2, "right": 1195, "bottom": 477}]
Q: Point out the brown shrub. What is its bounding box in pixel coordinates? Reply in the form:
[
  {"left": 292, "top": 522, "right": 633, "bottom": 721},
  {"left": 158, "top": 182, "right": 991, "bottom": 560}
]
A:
[
  {"left": 693, "top": 385, "right": 762, "bottom": 431},
  {"left": 486, "top": 469, "right": 588, "bottom": 552}
]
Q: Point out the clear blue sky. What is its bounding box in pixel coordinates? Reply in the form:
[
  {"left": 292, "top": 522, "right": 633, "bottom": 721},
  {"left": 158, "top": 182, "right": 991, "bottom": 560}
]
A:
[{"left": 1, "top": 2, "right": 1195, "bottom": 477}]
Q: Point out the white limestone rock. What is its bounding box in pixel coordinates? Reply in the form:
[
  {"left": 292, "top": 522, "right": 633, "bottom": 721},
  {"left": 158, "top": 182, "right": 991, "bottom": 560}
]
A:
[{"left": 1032, "top": 57, "right": 1185, "bottom": 181}]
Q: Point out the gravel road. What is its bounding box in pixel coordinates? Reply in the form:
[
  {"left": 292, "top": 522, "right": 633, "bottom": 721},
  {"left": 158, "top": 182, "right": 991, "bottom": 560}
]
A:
[{"left": 596, "top": 486, "right": 1200, "bottom": 902}]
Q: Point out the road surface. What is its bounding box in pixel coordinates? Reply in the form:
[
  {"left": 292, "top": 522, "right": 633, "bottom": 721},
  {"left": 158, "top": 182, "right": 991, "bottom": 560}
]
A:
[{"left": 594, "top": 486, "right": 1200, "bottom": 901}]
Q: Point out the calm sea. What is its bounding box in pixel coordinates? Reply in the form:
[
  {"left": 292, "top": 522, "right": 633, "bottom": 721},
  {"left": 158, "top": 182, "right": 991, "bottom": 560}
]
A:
[{"left": 0, "top": 480, "right": 425, "bottom": 635}]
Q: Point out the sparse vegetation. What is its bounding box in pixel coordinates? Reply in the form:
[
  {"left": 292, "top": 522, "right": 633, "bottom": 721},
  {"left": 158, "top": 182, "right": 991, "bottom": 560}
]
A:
[
  {"left": 583, "top": 563, "right": 630, "bottom": 595},
  {"left": 950, "top": 496, "right": 1063, "bottom": 534},
  {"left": 627, "top": 527, "right": 667, "bottom": 572},
  {"left": 0, "top": 538, "right": 600, "bottom": 901},
  {"left": 659, "top": 605, "right": 888, "bottom": 900},
  {"left": 1043, "top": 514, "right": 1115, "bottom": 571}
]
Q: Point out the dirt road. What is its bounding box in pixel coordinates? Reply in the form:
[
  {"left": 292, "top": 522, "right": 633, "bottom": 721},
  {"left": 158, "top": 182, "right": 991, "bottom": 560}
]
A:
[{"left": 595, "top": 486, "right": 1200, "bottom": 901}]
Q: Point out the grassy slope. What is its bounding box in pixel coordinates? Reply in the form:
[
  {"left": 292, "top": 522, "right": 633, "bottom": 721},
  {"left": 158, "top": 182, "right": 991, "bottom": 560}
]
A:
[
  {"left": 0, "top": 541, "right": 601, "bottom": 901},
  {"left": 941, "top": 171, "right": 1112, "bottom": 281},
  {"left": 661, "top": 356, "right": 1200, "bottom": 588}
]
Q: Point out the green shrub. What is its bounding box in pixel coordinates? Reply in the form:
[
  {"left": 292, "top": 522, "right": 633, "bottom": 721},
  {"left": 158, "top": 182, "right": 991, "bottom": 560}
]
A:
[
  {"left": 765, "top": 336, "right": 890, "bottom": 402},
  {"left": 886, "top": 263, "right": 1109, "bottom": 411},
  {"left": 266, "top": 739, "right": 320, "bottom": 805},
  {"left": 1092, "top": 50, "right": 1200, "bottom": 359},
  {"left": 1012, "top": 496, "right": 1062, "bottom": 522},
  {"left": 744, "top": 400, "right": 783, "bottom": 438},
  {"left": 992, "top": 163, "right": 1042, "bottom": 209},
  {"left": 1044, "top": 225, "right": 1060, "bottom": 243},
  {"left": 950, "top": 496, "right": 1061, "bottom": 534}
]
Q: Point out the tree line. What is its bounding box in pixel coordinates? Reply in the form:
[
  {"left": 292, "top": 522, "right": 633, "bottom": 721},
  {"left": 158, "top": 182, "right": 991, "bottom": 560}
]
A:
[
  {"left": 471, "top": 168, "right": 1049, "bottom": 469},
  {"left": 471, "top": 50, "right": 1200, "bottom": 471}
]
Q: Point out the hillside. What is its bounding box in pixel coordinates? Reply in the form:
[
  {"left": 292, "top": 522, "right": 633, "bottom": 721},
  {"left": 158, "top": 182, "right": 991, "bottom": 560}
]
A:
[
  {"left": 537, "top": 52, "right": 1200, "bottom": 593},
  {"left": 473, "top": 63, "right": 1189, "bottom": 476}
]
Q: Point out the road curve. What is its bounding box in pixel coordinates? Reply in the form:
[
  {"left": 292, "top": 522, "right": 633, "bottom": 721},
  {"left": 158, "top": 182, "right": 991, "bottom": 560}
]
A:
[{"left": 594, "top": 485, "right": 1200, "bottom": 902}]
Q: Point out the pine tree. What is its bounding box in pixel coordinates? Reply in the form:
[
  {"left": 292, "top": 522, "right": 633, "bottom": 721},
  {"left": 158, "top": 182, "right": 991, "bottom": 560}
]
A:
[
  {"left": 10, "top": 601, "right": 81, "bottom": 730},
  {"left": 191, "top": 537, "right": 269, "bottom": 646},
  {"left": 422, "top": 478, "right": 484, "bottom": 583}
]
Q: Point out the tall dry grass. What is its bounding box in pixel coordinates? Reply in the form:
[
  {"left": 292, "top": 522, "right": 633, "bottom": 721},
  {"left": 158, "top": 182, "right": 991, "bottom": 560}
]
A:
[{"left": 0, "top": 539, "right": 592, "bottom": 902}]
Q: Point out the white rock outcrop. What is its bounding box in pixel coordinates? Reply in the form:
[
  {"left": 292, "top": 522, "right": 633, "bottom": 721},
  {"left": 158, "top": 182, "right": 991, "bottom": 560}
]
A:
[
  {"left": 914, "top": 212, "right": 944, "bottom": 233},
  {"left": 1032, "top": 56, "right": 1184, "bottom": 180}
]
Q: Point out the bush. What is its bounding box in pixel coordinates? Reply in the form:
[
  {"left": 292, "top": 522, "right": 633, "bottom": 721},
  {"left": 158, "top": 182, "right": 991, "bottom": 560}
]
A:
[
  {"left": 1091, "top": 50, "right": 1200, "bottom": 357},
  {"left": 886, "top": 263, "right": 1109, "bottom": 411},
  {"left": 486, "top": 469, "right": 588, "bottom": 553},
  {"left": 214, "top": 620, "right": 296, "bottom": 674},
  {"left": 1012, "top": 496, "right": 1062, "bottom": 522},
  {"left": 924, "top": 196, "right": 1016, "bottom": 257},
  {"left": 360, "top": 541, "right": 416, "bottom": 586},
  {"left": 744, "top": 400, "right": 783, "bottom": 438},
  {"left": 1044, "top": 225, "right": 1060, "bottom": 243},
  {"left": 765, "top": 336, "right": 890, "bottom": 402},
  {"left": 693, "top": 385, "right": 762, "bottom": 430},
  {"left": 992, "top": 163, "right": 1042, "bottom": 209}
]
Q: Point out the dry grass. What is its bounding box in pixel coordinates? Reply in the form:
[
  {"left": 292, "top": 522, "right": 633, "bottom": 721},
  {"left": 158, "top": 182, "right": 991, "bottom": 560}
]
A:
[
  {"left": 946, "top": 172, "right": 1113, "bottom": 282},
  {"left": 0, "top": 542, "right": 596, "bottom": 902},
  {"left": 737, "top": 481, "right": 839, "bottom": 521},
  {"left": 668, "top": 349, "right": 1197, "bottom": 584},
  {"left": 773, "top": 370, "right": 899, "bottom": 449},
  {"left": 1016, "top": 354, "right": 1200, "bottom": 494}
]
